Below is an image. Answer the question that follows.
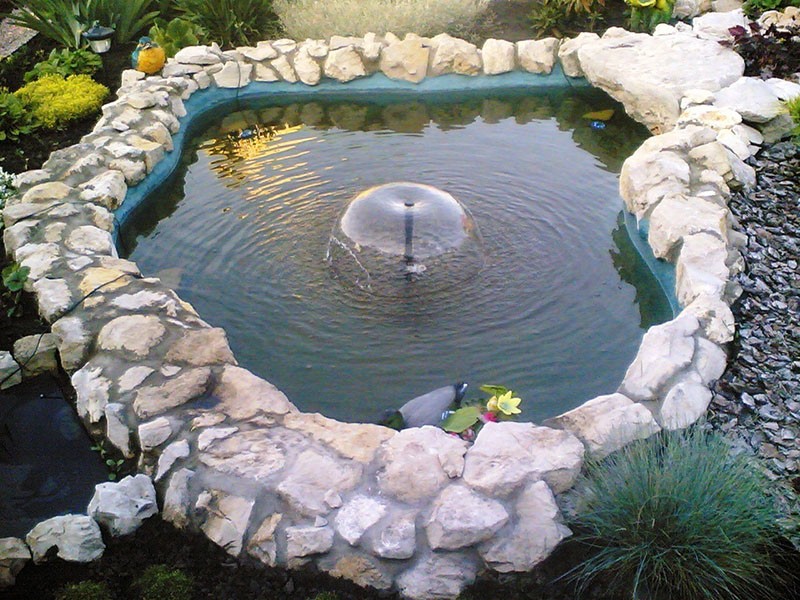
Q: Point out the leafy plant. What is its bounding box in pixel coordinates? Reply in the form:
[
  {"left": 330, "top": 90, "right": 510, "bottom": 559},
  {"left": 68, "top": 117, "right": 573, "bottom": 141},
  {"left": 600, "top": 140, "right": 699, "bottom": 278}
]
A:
[
  {"left": 786, "top": 94, "right": 800, "bottom": 141},
  {"left": 148, "top": 17, "right": 204, "bottom": 58},
  {"left": 0, "top": 87, "right": 38, "bottom": 142},
  {"left": 742, "top": 0, "right": 800, "bottom": 18},
  {"left": 90, "top": 440, "right": 126, "bottom": 480},
  {"left": 24, "top": 48, "right": 103, "bottom": 83},
  {"left": 15, "top": 75, "right": 108, "bottom": 130},
  {"left": 9, "top": 0, "right": 93, "bottom": 49},
  {"left": 529, "top": 0, "right": 571, "bottom": 37},
  {"left": 724, "top": 22, "right": 800, "bottom": 80},
  {"left": 569, "top": 427, "right": 787, "bottom": 600},
  {"left": 2, "top": 263, "right": 30, "bottom": 317},
  {"left": 135, "top": 565, "right": 193, "bottom": 600},
  {"left": 626, "top": 0, "right": 674, "bottom": 32},
  {"left": 92, "top": 0, "right": 161, "bottom": 46},
  {"left": 55, "top": 581, "right": 113, "bottom": 600},
  {"left": 441, "top": 384, "right": 522, "bottom": 441},
  {"left": 176, "top": 0, "right": 281, "bottom": 48}
]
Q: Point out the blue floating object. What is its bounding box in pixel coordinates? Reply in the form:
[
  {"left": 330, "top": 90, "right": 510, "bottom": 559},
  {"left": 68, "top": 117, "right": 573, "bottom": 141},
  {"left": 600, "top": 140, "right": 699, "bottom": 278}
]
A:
[
  {"left": 590, "top": 120, "right": 606, "bottom": 130},
  {"left": 239, "top": 129, "right": 255, "bottom": 139}
]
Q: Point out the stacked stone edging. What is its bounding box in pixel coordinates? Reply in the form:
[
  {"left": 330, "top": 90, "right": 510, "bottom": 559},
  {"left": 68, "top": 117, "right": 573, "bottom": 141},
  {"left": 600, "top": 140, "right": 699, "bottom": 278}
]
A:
[{"left": 2, "top": 10, "right": 799, "bottom": 597}]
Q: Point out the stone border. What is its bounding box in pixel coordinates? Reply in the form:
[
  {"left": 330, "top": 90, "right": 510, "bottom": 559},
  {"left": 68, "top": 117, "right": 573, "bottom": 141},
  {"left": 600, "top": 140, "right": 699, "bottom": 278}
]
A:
[{"left": 3, "top": 12, "right": 799, "bottom": 598}]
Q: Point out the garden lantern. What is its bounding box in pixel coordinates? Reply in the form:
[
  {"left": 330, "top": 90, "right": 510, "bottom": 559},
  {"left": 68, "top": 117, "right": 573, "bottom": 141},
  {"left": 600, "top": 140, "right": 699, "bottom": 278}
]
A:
[{"left": 82, "top": 22, "right": 115, "bottom": 54}]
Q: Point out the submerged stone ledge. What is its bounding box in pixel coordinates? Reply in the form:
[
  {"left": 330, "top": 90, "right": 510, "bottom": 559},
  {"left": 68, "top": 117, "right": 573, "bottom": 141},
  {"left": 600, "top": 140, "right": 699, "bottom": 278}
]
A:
[{"left": 3, "top": 10, "right": 799, "bottom": 598}]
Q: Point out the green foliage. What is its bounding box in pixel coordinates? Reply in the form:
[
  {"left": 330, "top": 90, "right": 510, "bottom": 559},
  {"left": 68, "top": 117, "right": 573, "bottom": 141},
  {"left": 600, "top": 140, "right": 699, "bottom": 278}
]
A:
[
  {"left": 0, "top": 87, "right": 38, "bottom": 142},
  {"left": 148, "top": 17, "right": 204, "bottom": 58},
  {"left": 92, "top": 0, "right": 161, "bottom": 46},
  {"left": 441, "top": 384, "right": 522, "bottom": 440},
  {"left": 135, "top": 565, "right": 193, "bottom": 600},
  {"left": 786, "top": 94, "right": 800, "bottom": 141},
  {"left": 90, "top": 441, "right": 126, "bottom": 480},
  {"left": 2, "top": 263, "right": 30, "bottom": 317},
  {"left": 743, "top": 0, "right": 800, "bottom": 17},
  {"left": 0, "top": 167, "right": 15, "bottom": 232},
  {"left": 55, "top": 581, "right": 113, "bottom": 600},
  {"left": 569, "top": 427, "right": 786, "bottom": 600},
  {"left": 529, "top": 0, "right": 605, "bottom": 37},
  {"left": 15, "top": 75, "right": 108, "bottom": 130},
  {"left": 9, "top": 0, "right": 90, "bottom": 49},
  {"left": 24, "top": 48, "right": 102, "bottom": 83},
  {"left": 175, "top": 0, "right": 281, "bottom": 48},
  {"left": 626, "top": 0, "right": 674, "bottom": 32}
]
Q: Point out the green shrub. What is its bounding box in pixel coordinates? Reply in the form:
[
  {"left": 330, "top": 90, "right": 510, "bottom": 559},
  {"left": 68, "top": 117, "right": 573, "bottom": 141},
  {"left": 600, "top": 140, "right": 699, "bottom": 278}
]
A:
[
  {"left": 275, "top": 0, "right": 488, "bottom": 39},
  {"left": 0, "top": 87, "right": 37, "bottom": 142},
  {"left": 569, "top": 426, "right": 786, "bottom": 600},
  {"left": 135, "top": 565, "right": 193, "bottom": 600},
  {"left": 56, "top": 581, "right": 113, "bottom": 600},
  {"left": 148, "top": 17, "right": 204, "bottom": 58},
  {"left": 743, "top": 0, "right": 800, "bottom": 17},
  {"left": 786, "top": 94, "right": 800, "bottom": 141},
  {"left": 93, "top": 0, "right": 161, "bottom": 45},
  {"left": 24, "top": 48, "right": 102, "bottom": 83},
  {"left": 626, "top": 0, "right": 675, "bottom": 32},
  {"left": 175, "top": 0, "right": 280, "bottom": 48},
  {"left": 15, "top": 75, "right": 108, "bottom": 130}
]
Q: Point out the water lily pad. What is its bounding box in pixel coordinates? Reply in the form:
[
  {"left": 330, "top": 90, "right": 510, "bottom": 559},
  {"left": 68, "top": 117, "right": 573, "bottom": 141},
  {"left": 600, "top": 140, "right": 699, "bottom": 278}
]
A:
[{"left": 442, "top": 406, "right": 481, "bottom": 433}]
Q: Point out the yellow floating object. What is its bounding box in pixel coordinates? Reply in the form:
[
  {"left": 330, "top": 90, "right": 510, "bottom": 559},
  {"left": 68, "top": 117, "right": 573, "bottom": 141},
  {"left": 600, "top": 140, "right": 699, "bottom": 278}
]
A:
[
  {"left": 136, "top": 46, "right": 166, "bottom": 75},
  {"left": 582, "top": 109, "right": 615, "bottom": 121}
]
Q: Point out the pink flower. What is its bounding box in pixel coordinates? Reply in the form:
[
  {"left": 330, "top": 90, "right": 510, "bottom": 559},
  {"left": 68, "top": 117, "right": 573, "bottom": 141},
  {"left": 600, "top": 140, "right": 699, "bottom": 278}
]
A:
[{"left": 481, "top": 411, "right": 498, "bottom": 423}]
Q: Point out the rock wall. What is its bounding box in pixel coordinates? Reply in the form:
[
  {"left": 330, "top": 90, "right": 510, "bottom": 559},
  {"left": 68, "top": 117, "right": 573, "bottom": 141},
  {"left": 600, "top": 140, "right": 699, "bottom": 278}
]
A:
[{"left": 3, "top": 17, "right": 799, "bottom": 599}]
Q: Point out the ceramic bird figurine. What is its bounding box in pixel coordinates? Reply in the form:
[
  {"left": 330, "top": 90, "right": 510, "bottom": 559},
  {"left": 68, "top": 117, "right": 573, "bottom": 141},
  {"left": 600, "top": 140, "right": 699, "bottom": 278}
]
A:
[
  {"left": 132, "top": 36, "right": 166, "bottom": 75},
  {"left": 379, "top": 382, "right": 468, "bottom": 430}
]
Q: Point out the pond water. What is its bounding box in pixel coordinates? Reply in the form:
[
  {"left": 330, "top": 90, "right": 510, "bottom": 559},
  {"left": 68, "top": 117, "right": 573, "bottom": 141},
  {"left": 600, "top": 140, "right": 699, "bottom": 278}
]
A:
[{"left": 120, "top": 88, "right": 672, "bottom": 423}]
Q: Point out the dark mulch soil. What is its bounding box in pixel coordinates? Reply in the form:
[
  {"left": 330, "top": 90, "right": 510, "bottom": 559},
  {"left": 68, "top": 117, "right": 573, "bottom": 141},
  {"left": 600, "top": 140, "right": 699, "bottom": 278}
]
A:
[{"left": 0, "top": 252, "right": 49, "bottom": 352}]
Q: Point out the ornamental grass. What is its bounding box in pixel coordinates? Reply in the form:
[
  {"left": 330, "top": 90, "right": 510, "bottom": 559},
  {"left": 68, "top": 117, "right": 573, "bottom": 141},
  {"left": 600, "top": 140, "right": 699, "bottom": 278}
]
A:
[{"left": 569, "top": 426, "right": 787, "bottom": 600}]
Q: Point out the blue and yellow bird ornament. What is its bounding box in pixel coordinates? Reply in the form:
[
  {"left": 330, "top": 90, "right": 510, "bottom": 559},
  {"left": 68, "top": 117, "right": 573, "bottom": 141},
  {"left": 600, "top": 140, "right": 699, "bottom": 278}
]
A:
[{"left": 132, "top": 36, "right": 166, "bottom": 75}]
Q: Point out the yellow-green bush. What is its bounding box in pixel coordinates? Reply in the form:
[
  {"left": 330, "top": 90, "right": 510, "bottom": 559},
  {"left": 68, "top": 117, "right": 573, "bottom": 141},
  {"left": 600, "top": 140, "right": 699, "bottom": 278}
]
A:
[{"left": 14, "top": 74, "right": 108, "bottom": 129}]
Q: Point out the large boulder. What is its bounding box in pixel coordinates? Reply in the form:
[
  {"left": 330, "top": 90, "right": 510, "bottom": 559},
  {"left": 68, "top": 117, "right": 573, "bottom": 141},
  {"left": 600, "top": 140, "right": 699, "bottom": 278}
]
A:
[
  {"left": 379, "top": 39, "right": 429, "bottom": 83},
  {"left": 88, "top": 474, "right": 158, "bottom": 536},
  {"left": 26, "top": 515, "right": 104, "bottom": 563},
  {"left": 0, "top": 538, "right": 30, "bottom": 588}
]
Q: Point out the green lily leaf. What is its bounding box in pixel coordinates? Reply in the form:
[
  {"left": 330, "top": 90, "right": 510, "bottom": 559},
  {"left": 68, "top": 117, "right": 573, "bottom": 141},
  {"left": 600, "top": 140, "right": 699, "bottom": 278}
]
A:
[
  {"left": 442, "top": 406, "right": 482, "bottom": 433},
  {"left": 479, "top": 384, "right": 509, "bottom": 397}
]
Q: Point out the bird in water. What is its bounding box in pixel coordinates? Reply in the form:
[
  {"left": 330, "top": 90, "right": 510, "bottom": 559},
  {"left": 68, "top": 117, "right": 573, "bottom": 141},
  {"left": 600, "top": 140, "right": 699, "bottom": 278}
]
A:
[
  {"left": 132, "top": 36, "right": 166, "bottom": 75},
  {"left": 379, "top": 382, "right": 468, "bottom": 430}
]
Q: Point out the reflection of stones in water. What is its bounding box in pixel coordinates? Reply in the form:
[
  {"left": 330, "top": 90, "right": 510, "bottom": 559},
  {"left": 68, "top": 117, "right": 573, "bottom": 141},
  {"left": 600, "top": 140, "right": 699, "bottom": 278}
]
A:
[{"left": 327, "top": 182, "right": 485, "bottom": 296}]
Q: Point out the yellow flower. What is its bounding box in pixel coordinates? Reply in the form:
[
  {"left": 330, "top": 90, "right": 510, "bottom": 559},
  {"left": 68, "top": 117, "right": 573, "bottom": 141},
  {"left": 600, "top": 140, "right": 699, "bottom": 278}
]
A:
[
  {"left": 496, "top": 391, "right": 522, "bottom": 416},
  {"left": 628, "top": 0, "right": 656, "bottom": 6},
  {"left": 486, "top": 396, "right": 499, "bottom": 412}
]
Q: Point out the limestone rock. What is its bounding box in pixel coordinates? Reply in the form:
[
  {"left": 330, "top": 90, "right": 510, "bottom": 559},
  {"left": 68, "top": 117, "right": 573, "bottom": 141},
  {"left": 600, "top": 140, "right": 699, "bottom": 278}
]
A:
[
  {"left": 13, "top": 333, "right": 58, "bottom": 377},
  {"left": 21, "top": 181, "right": 72, "bottom": 204},
  {"left": 648, "top": 195, "right": 729, "bottom": 259},
  {"left": 197, "top": 426, "right": 238, "bottom": 451},
  {"left": 212, "top": 61, "right": 252, "bottom": 88},
  {"left": 17, "top": 242, "right": 61, "bottom": 282},
  {"left": 619, "top": 314, "right": 699, "bottom": 401},
  {"left": 714, "top": 77, "right": 783, "bottom": 123},
  {"left": 270, "top": 55, "right": 298, "bottom": 82},
  {"left": 674, "top": 0, "right": 712, "bottom": 18},
  {"left": 482, "top": 39, "right": 516, "bottom": 75},
  {"left": 98, "top": 315, "right": 165, "bottom": 358},
  {"left": 197, "top": 490, "right": 254, "bottom": 556},
  {"left": 676, "top": 232, "right": 730, "bottom": 305},
  {"left": 397, "top": 553, "right": 476, "bottom": 600},
  {"left": 65, "top": 226, "right": 115, "bottom": 256},
  {"left": 426, "top": 485, "right": 508, "bottom": 550},
  {"left": 212, "top": 365, "right": 296, "bottom": 420},
  {"left": 175, "top": 45, "right": 222, "bottom": 65},
  {"left": 155, "top": 439, "right": 190, "bottom": 481},
  {"left": 463, "top": 422, "right": 584, "bottom": 496},
  {"left": 377, "top": 426, "right": 468, "bottom": 503},
  {"left": 619, "top": 150, "right": 691, "bottom": 219},
  {"left": 26, "top": 515, "right": 104, "bottom": 563},
  {"left": 480, "top": 481, "right": 571, "bottom": 572},
  {"left": 292, "top": 47, "right": 321, "bottom": 85},
  {"left": 283, "top": 412, "right": 394, "bottom": 463},
  {"left": 365, "top": 512, "right": 416, "bottom": 559},
  {"left": 277, "top": 449, "right": 362, "bottom": 516},
  {"left": 242, "top": 44, "right": 278, "bottom": 61},
  {"left": 324, "top": 555, "right": 392, "bottom": 590},
  {"left": 558, "top": 32, "right": 599, "bottom": 77},
  {"left": 656, "top": 373, "right": 713, "bottom": 429},
  {"left": 105, "top": 403, "right": 132, "bottom": 457},
  {"left": 334, "top": 495, "right": 387, "bottom": 545},
  {"left": 79, "top": 170, "right": 127, "bottom": 210},
  {"left": 162, "top": 468, "right": 194, "bottom": 528},
  {"left": 247, "top": 513, "right": 282, "bottom": 566},
  {"left": 88, "top": 475, "right": 157, "bottom": 536},
  {"left": 51, "top": 316, "right": 91, "bottom": 372},
  {"left": 544, "top": 393, "right": 661, "bottom": 459},
  {"left": 577, "top": 31, "right": 743, "bottom": 131},
  {"left": 379, "top": 39, "right": 429, "bottom": 83},
  {"left": 683, "top": 294, "right": 735, "bottom": 344},
  {"left": 323, "top": 46, "right": 366, "bottom": 83},
  {"left": 0, "top": 537, "right": 30, "bottom": 588},
  {"left": 72, "top": 365, "right": 111, "bottom": 422},
  {"left": 285, "top": 525, "right": 334, "bottom": 559},
  {"left": 692, "top": 9, "right": 748, "bottom": 41},
  {"left": 126, "top": 135, "right": 166, "bottom": 172},
  {"left": 138, "top": 417, "right": 172, "bottom": 450},
  {"left": 165, "top": 327, "right": 236, "bottom": 366},
  {"left": 198, "top": 429, "right": 290, "bottom": 482},
  {"left": 0, "top": 352, "right": 21, "bottom": 390},
  {"left": 693, "top": 337, "right": 727, "bottom": 385},
  {"left": 516, "top": 38, "right": 559, "bottom": 74},
  {"left": 133, "top": 367, "right": 212, "bottom": 419},
  {"left": 429, "top": 34, "right": 481, "bottom": 76}
]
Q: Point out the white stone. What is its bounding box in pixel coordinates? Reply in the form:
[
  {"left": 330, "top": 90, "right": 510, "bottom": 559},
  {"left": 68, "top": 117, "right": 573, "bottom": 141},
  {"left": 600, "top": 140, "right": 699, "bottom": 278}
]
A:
[
  {"left": 138, "top": 417, "right": 172, "bottom": 450},
  {"left": 247, "top": 513, "right": 281, "bottom": 566},
  {"left": 197, "top": 490, "right": 254, "bottom": 556},
  {"left": 213, "top": 365, "right": 295, "bottom": 420},
  {"left": 12, "top": 333, "right": 58, "bottom": 377},
  {"left": 193, "top": 71, "right": 211, "bottom": 89},
  {"left": 175, "top": 45, "right": 222, "bottom": 65},
  {"left": 379, "top": 39, "right": 429, "bottom": 83},
  {"left": 765, "top": 77, "right": 800, "bottom": 101},
  {"left": 648, "top": 195, "right": 729, "bottom": 259},
  {"left": 270, "top": 55, "right": 298, "bottom": 82},
  {"left": 88, "top": 474, "right": 157, "bottom": 536},
  {"left": 516, "top": 38, "right": 559, "bottom": 74},
  {"left": 51, "top": 316, "right": 90, "bottom": 372},
  {"left": 334, "top": 495, "right": 387, "bottom": 545},
  {"left": 717, "top": 128, "right": 752, "bottom": 160},
  {"left": 558, "top": 32, "right": 599, "bottom": 78},
  {"left": 397, "top": 553, "right": 476, "bottom": 600},
  {"left": 165, "top": 327, "right": 236, "bottom": 366},
  {"left": 676, "top": 232, "right": 730, "bottom": 305},
  {"left": 619, "top": 150, "right": 691, "bottom": 218},
  {"left": 657, "top": 374, "right": 713, "bottom": 429},
  {"left": 479, "top": 481, "right": 571, "bottom": 572},
  {"left": 277, "top": 449, "right": 362, "bottom": 516},
  {"left": 366, "top": 512, "right": 416, "bottom": 559},
  {"left": 120, "top": 68, "right": 145, "bottom": 88},
  {"left": 429, "top": 34, "right": 481, "bottom": 76},
  {"left": 21, "top": 181, "right": 72, "bottom": 204},
  {"left": 693, "top": 337, "right": 728, "bottom": 385},
  {"left": 0, "top": 537, "right": 30, "bottom": 588},
  {"left": 463, "top": 422, "right": 584, "bottom": 496},
  {"left": 323, "top": 46, "right": 366, "bottom": 83},
  {"left": 162, "top": 468, "right": 193, "bottom": 528},
  {"left": 0, "top": 352, "right": 21, "bottom": 390},
  {"left": 155, "top": 439, "right": 190, "bottom": 482},
  {"left": 197, "top": 427, "right": 238, "bottom": 451},
  {"left": 109, "top": 158, "right": 146, "bottom": 185},
  {"left": 98, "top": 315, "right": 165, "bottom": 357},
  {"left": 72, "top": 365, "right": 111, "bottom": 422},
  {"left": 199, "top": 429, "right": 288, "bottom": 482},
  {"left": 674, "top": 0, "right": 712, "bottom": 18},
  {"left": 127, "top": 135, "right": 166, "bottom": 172},
  {"left": 17, "top": 242, "right": 60, "bottom": 282},
  {"left": 680, "top": 88, "right": 716, "bottom": 110},
  {"left": 242, "top": 44, "right": 278, "bottom": 61},
  {"left": 377, "top": 425, "right": 468, "bottom": 503},
  {"left": 65, "top": 226, "right": 115, "bottom": 256},
  {"left": 294, "top": 47, "right": 322, "bottom": 85},
  {"left": 715, "top": 77, "right": 783, "bottom": 123},
  {"left": 426, "top": 485, "right": 508, "bottom": 550},
  {"left": 619, "top": 314, "right": 699, "bottom": 401},
  {"left": 162, "top": 62, "right": 203, "bottom": 77},
  {"left": 482, "top": 39, "right": 516, "bottom": 75},
  {"left": 544, "top": 393, "right": 661, "bottom": 459},
  {"left": 683, "top": 294, "right": 735, "bottom": 344},
  {"left": 285, "top": 525, "right": 334, "bottom": 559},
  {"left": 26, "top": 515, "right": 104, "bottom": 563},
  {"left": 253, "top": 62, "right": 280, "bottom": 82},
  {"left": 79, "top": 170, "right": 127, "bottom": 210},
  {"left": 692, "top": 9, "right": 748, "bottom": 41},
  {"left": 105, "top": 403, "right": 132, "bottom": 458}
]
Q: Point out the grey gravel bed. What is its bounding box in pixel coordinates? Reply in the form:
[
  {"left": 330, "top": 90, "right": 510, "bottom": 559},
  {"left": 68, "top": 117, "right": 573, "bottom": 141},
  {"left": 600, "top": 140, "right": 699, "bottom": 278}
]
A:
[{"left": 708, "top": 141, "right": 800, "bottom": 546}]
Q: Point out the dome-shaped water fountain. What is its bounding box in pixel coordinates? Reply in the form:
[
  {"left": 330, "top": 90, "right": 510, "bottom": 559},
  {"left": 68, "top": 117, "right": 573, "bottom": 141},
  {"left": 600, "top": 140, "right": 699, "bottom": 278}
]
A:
[{"left": 327, "top": 182, "right": 485, "bottom": 295}]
